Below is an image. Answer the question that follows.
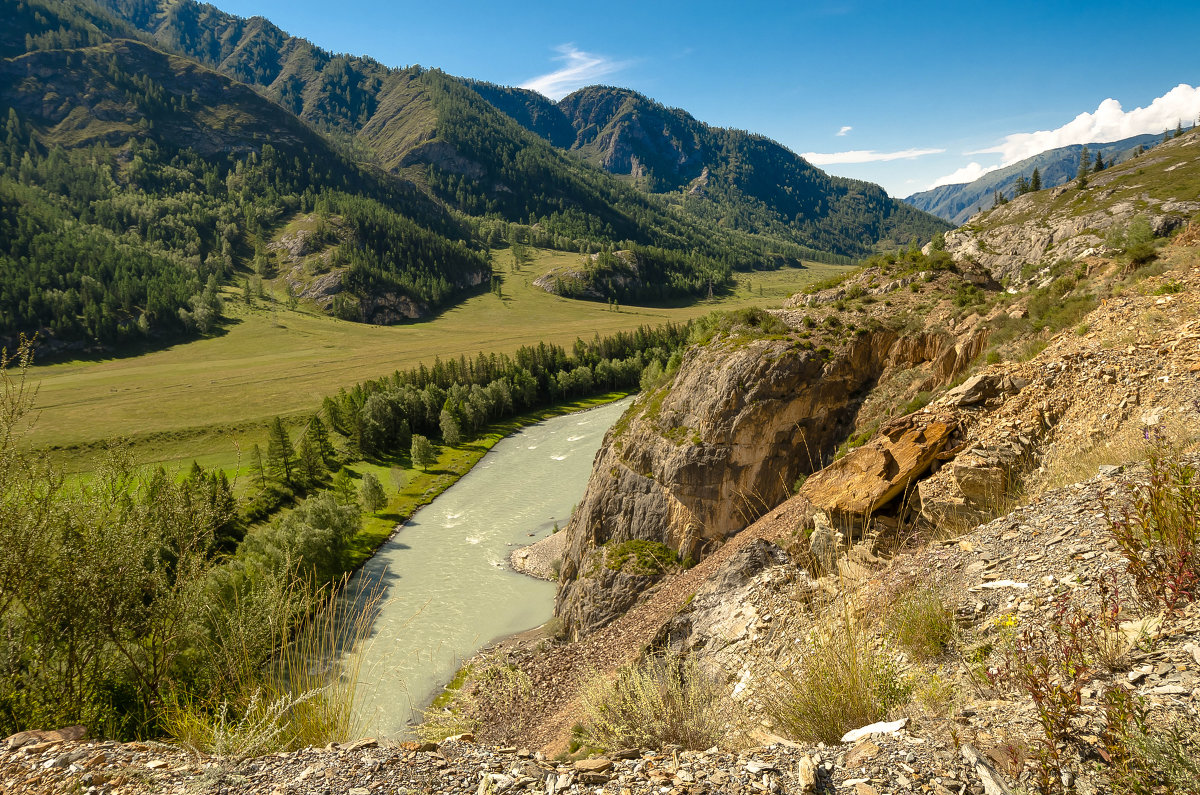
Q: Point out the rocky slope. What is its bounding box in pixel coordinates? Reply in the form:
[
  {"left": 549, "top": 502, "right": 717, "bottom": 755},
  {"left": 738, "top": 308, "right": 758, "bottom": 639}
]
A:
[
  {"left": 6, "top": 192, "right": 1199, "bottom": 795},
  {"left": 904, "top": 132, "right": 1162, "bottom": 225},
  {"left": 555, "top": 264, "right": 994, "bottom": 638},
  {"left": 941, "top": 128, "right": 1200, "bottom": 285}
]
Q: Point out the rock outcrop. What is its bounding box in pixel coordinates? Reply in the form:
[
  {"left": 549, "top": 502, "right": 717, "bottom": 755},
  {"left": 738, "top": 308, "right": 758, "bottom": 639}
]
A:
[
  {"left": 941, "top": 129, "right": 1200, "bottom": 285},
  {"left": 556, "top": 295, "right": 990, "bottom": 637},
  {"left": 796, "top": 413, "right": 956, "bottom": 529}
]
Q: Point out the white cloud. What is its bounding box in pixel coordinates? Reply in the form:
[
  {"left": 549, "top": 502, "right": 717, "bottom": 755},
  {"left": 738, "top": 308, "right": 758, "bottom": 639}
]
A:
[
  {"left": 802, "top": 147, "right": 944, "bottom": 165},
  {"left": 927, "top": 161, "right": 1002, "bottom": 190},
  {"left": 836, "top": 125, "right": 853, "bottom": 136},
  {"left": 971, "top": 83, "right": 1200, "bottom": 165},
  {"left": 520, "top": 44, "right": 630, "bottom": 100}
]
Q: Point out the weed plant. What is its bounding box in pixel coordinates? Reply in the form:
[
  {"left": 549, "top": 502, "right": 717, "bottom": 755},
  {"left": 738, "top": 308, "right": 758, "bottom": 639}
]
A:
[
  {"left": 1106, "top": 435, "right": 1199, "bottom": 612},
  {"left": 767, "top": 601, "right": 909, "bottom": 744},
  {"left": 579, "top": 654, "right": 732, "bottom": 751},
  {"left": 886, "top": 586, "right": 956, "bottom": 662}
]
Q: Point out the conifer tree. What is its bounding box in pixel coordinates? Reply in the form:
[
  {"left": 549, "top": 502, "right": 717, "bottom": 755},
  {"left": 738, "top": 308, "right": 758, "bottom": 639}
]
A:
[
  {"left": 1077, "top": 146, "right": 1090, "bottom": 188},
  {"left": 305, "top": 415, "right": 336, "bottom": 463},
  {"left": 266, "top": 417, "right": 296, "bottom": 486},
  {"left": 248, "top": 443, "right": 267, "bottom": 489},
  {"left": 1030, "top": 167, "right": 1042, "bottom": 191},
  {"left": 297, "top": 435, "right": 325, "bottom": 488}
]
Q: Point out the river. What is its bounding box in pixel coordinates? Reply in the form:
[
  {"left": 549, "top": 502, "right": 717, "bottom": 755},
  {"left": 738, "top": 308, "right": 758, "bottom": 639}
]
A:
[{"left": 346, "top": 397, "right": 631, "bottom": 737}]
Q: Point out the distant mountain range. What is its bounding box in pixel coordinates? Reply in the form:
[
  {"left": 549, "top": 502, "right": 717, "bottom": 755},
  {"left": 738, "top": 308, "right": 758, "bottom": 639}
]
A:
[
  {"left": 1, "top": 0, "right": 949, "bottom": 347},
  {"left": 904, "top": 132, "right": 1163, "bottom": 225}
]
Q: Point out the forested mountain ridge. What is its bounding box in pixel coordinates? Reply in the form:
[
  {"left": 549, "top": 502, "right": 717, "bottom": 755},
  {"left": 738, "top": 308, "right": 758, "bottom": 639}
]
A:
[
  {"left": 904, "top": 132, "right": 1163, "bottom": 225},
  {"left": 95, "top": 0, "right": 949, "bottom": 259},
  {"left": 1, "top": 0, "right": 949, "bottom": 349},
  {"left": 463, "top": 81, "right": 951, "bottom": 255},
  {"left": 0, "top": 16, "right": 488, "bottom": 345}
]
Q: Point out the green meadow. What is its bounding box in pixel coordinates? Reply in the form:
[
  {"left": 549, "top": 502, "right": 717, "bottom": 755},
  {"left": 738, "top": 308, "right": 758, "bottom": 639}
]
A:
[{"left": 29, "top": 249, "right": 850, "bottom": 475}]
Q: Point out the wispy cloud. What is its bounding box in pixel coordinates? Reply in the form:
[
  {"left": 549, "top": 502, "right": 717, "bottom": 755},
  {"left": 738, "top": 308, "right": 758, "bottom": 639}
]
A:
[
  {"left": 520, "top": 44, "right": 631, "bottom": 100},
  {"left": 836, "top": 125, "right": 853, "bottom": 137},
  {"left": 927, "top": 162, "right": 1002, "bottom": 190},
  {"left": 971, "top": 83, "right": 1200, "bottom": 165},
  {"left": 802, "top": 147, "right": 944, "bottom": 165}
]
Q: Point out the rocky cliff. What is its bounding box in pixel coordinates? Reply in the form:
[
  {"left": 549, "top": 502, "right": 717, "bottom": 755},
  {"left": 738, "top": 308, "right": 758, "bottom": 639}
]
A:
[{"left": 556, "top": 265, "right": 994, "bottom": 638}]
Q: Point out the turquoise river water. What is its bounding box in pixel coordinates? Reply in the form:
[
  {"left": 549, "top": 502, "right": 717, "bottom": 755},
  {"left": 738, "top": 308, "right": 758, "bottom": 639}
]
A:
[{"left": 345, "top": 397, "right": 631, "bottom": 737}]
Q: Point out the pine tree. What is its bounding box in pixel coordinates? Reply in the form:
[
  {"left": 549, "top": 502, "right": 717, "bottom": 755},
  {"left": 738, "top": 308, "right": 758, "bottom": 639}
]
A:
[
  {"left": 248, "top": 443, "right": 267, "bottom": 490},
  {"left": 1175, "top": 120, "right": 1184, "bottom": 138},
  {"left": 1077, "top": 146, "right": 1090, "bottom": 188},
  {"left": 266, "top": 417, "right": 296, "bottom": 486},
  {"left": 297, "top": 435, "right": 325, "bottom": 488},
  {"left": 331, "top": 468, "right": 358, "bottom": 505},
  {"left": 1030, "top": 167, "right": 1041, "bottom": 191},
  {"left": 1093, "top": 152, "right": 1104, "bottom": 172},
  {"left": 361, "top": 472, "right": 387, "bottom": 515},
  {"left": 305, "top": 415, "right": 336, "bottom": 463}
]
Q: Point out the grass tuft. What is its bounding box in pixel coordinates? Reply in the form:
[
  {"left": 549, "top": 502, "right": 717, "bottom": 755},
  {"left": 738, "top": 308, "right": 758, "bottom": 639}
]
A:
[
  {"left": 766, "top": 603, "right": 910, "bottom": 744},
  {"left": 579, "top": 654, "right": 734, "bottom": 751}
]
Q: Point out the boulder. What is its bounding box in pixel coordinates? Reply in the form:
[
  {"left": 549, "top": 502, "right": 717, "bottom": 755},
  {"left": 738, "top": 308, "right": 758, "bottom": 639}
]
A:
[
  {"left": 799, "top": 415, "right": 956, "bottom": 525},
  {"left": 952, "top": 462, "right": 1007, "bottom": 506},
  {"left": 945, "top": 374, "right": 1027, "bottom": 407}
]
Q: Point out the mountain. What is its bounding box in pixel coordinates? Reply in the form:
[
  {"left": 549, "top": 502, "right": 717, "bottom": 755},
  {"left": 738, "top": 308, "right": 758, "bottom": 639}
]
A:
[
  {"left": 97, "top": 0, "right": 948, "bottom": 259},
  {"left": 0, "top": 7, "right": 487, "bottom": 345},
  {"left": 1, "top": 0, "right": 949, "bottom": 348},
  {"left": 463, "top": 81, "right": 950, "bottom": 255},
  {"left": 940, "top": 127, "right": 1200, "bottom": 285},
  {"left": 904, "top": 132, "right": 1163, "bottom": 225}
]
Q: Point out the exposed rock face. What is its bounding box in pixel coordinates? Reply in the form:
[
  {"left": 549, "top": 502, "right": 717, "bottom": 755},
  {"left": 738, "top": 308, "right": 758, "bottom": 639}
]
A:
[
  {"left": 533, "top": 250, "right": 641, "bottom": 299},
  {"left": 651, "top": 539, "right": 807, "bottom": 667},
  {"left": 941, "top": 132, "right": 1200, "bottom": 286},
  {"left": 555, "top": 323, "right": 988, "bottom": 638},
  {"left": 398, "top": 139, "right": 486, "bottom": 178},
  {"left": 797, "top": 414, "right": 956, "bottom": 530}
]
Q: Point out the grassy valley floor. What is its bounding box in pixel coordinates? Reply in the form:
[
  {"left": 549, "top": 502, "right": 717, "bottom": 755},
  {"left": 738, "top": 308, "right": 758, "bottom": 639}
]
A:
[{"left": 30, "top": 248, "right": 849, "bottom": 477}]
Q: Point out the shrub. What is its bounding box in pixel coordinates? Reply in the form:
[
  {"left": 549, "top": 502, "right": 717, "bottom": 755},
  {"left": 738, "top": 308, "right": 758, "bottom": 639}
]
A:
[
  {"left": 1106, "top": 439, "right": 1199, "bottom": 612},
  {"left": 1124, "top": 216, "right": 1157, "bottom": 265},
  {"left": 886, "top": 586, "right": 956, "bottom": 661},
  {"left": 605, "top": 540, "right": 680, "bottom": 575},
  {"left": 579, "top": 654, "right": 731, "bottom": 750},
  {"left": 767, "top": 607, "right": 909, "bottom": 744}
]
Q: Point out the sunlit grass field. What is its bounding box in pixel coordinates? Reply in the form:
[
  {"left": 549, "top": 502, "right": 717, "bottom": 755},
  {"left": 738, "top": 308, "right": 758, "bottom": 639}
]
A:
[{"left": 29, "top": 248, "right": 850, "bottom": 474}]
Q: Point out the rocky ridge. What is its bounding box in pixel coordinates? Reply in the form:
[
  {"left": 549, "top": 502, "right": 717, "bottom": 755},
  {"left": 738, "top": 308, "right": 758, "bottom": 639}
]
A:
[{"left": 941, "top": 129, "right": 1200, "bottom": 286}]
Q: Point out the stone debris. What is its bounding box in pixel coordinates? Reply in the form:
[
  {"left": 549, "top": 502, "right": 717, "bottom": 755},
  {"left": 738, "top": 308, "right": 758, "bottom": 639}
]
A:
[{"left": 840, "top": 718, "right": 908, "bottom": 744}]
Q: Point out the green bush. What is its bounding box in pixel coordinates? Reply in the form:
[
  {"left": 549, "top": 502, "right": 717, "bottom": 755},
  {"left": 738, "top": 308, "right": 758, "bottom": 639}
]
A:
[{"left": 605, "top": 540, "right": 680, "bottom": 575}]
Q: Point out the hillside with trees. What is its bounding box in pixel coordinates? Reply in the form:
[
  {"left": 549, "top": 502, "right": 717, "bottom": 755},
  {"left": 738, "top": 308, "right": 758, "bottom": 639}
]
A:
[
  {"left": 904, "top": 132, "right": 1165, "bottom": 225},
  {"left": 0, "top": 0, "right": 948, "bottom": 350}
]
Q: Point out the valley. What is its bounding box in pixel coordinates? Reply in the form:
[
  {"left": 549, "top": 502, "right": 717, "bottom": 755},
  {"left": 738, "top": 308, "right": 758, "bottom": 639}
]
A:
[
  {"left": 3, "top": 0, "right": 1200, "bottom": 793},
  {"left": 30, "top": 248, "right": 848, "bottom": 473}
]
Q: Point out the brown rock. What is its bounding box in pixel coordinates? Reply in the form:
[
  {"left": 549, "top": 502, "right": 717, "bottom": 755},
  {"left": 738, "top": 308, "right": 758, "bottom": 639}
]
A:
[
  {"left": 845, "top": 740, "right": 881, "bottom": 768},
  {"left": 574, "top": 757, "right": 613, "bottom": 773},
  {"left": 800, "top": 416, "right": 956, "bottom": 523},
  {"left": 5, "top": 725, "right": 86, "bottom": 750}
]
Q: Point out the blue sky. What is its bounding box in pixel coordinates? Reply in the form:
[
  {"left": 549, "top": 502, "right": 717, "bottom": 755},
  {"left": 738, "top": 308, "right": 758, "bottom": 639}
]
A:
[{"left": 216, "top": 0, "right": 1200, "bottom": 197}]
